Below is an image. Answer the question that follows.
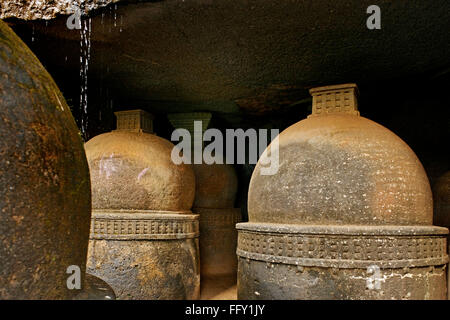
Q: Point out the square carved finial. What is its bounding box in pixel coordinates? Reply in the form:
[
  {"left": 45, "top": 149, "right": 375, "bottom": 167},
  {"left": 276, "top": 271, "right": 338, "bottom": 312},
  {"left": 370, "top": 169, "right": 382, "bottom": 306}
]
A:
[
  {"left": 309, "top": 83, "right": 359, "bottom": 117},
  {"left": 167, "top": 112, "right": 212, "bottom": 135},
  {"left": 114, "top": 109, "right": 154, "bottom": 133}
]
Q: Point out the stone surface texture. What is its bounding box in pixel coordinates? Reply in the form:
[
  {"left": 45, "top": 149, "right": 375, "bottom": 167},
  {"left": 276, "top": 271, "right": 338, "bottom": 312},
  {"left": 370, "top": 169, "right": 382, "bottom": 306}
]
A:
[
  {"left": 85, "top": 131, "right": 195, "bottom": 212},
  {"left": 193, "top": 163, "right": 238, "bottom": 209},
  {"left": 0, "top": 20, "right": 91, "bottom": 299},
  {"left": 74, "top": 273, "right": 116, "bottom": 300},
  {"left": 197, "top": 207, "right": 241, "bottom": 278},
  {"left": 192, "top": 162, "right": 240, "bottom": 279},
  {"left": 87, "top": 210, "right": 200, "bottom": 299},
  {"left": 85, "top": 110, "right": 200, "bottom": 299},
  {"left": 0, "top": 0, "right": 124, "bottom": 20},
  {"left": 237, "top": 83, "right": 449, "bottom": 300}
]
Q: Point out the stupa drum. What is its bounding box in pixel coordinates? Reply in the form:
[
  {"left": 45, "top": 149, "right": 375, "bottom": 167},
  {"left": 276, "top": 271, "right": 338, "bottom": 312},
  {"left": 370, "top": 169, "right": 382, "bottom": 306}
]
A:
[
  {"left": 86, "top": 110, "right": 199, "bottom": 300},
  {"left": 237, "top": 84, "right": 449, "bottom": 300}
]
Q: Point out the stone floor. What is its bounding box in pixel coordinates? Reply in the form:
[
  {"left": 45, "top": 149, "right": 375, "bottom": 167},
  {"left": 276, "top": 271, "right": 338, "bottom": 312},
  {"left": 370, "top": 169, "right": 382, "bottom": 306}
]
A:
[{"left": 200, "top": 276, "right": 237, "bottom": 300}]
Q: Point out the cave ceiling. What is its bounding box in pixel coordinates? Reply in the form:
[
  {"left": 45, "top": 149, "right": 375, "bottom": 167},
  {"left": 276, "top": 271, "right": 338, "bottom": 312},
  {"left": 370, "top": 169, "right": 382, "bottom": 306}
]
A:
[{"left": 3, "top": 1, "right": 450, "bottom": 120}]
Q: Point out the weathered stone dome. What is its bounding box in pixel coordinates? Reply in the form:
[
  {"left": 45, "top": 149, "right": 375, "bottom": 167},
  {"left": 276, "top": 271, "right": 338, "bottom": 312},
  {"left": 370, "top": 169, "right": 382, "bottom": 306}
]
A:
[
  {"left": 85, "top": 111, "right": 195, "bottom": 211},
  {"left": 248, "top": 84, "right": 433, "bottom": 226},
  {"left": 0, "top": 20, "right": 91, "bottom": 299}
]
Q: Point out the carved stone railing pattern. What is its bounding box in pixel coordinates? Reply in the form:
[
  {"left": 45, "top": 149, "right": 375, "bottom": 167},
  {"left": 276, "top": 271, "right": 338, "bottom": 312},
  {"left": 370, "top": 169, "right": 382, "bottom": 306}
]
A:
[
  {"left": 237, "top": 223, "right": 449, "bottom": 269},
  {"left": 195, "top": 208, "right": 241, "bottom": 229},
  {"left": 90, "top": 210, "right": 199, "bottom": 240}
]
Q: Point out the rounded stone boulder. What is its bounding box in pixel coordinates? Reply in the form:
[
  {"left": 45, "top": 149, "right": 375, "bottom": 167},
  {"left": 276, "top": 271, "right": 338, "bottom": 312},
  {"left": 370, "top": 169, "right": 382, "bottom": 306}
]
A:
[{"left": 0, "top": 20, "right": 91, "bottom": 299}]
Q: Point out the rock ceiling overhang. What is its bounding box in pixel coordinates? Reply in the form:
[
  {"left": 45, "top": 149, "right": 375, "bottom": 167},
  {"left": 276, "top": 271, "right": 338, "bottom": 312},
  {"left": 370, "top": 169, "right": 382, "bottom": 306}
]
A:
[
  {"left": 0, "top": 0, "right": 129, "bottom": 20},
  {"left": 2, "top": 1, "right": 450, "bottom": 116}
]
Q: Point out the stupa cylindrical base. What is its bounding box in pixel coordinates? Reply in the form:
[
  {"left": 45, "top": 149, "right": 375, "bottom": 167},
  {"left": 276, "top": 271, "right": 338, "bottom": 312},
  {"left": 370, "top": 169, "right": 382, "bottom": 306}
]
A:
[
  {"left": 237, "top": 223, "right": 449, "bottom": 300},
  {"left": 195, "top": 207, "right": 241, "bottom": 279},
  {"left": 87, "top": 210, "right": 200, "bottom": 300}
]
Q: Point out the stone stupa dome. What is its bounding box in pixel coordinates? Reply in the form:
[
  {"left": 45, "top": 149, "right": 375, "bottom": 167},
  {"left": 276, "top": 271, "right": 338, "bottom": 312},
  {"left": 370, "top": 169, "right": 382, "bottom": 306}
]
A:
[
  {"left": 85, "top": 110, "right": 195, "bottom": 212},
  {"left": 248, "top": 84, "right": 433, "bottom": 226}
]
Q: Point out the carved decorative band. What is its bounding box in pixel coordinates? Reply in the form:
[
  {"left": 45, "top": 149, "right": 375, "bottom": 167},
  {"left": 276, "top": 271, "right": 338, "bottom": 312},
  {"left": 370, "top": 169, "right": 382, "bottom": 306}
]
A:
[
  {"left": 236, "top": 223, "right": 449, "bottom": 269},
  {"left": 90, "top": 210, "right": 199, "bottom": 240},
  {"left": 195, "top": 208, "right": 241, "bottom": 228}
]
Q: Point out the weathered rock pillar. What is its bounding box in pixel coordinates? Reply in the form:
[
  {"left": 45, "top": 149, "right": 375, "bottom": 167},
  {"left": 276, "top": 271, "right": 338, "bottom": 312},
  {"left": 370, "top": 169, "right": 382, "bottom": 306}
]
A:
[
  {"left": 0, "top": 20, "right": 114, "bottom": 300},
  {"left": 237, "top": 83, "right": 449, "bottom": 300},
  {"left": 433, "top": 171, "right": 450, "bottom": 299},
  {"left": 85, "top": 110, "right": 199, "bottom": 299},
  {"left": 168, "top": 113, "right": 241, "bottom": 283}
]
